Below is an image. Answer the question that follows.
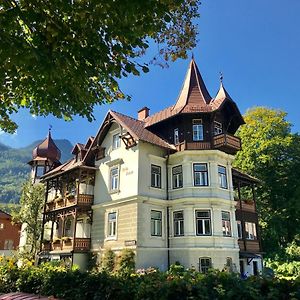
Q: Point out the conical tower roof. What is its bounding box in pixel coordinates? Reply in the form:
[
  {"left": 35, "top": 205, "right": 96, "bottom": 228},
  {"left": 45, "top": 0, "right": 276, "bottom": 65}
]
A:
[
  {"left": 172, "top": 58, "right": 212, "bottom": 112},
  {"left": 214, "top": 82, "right": 233, "bottom": 102},
  {"left": 32, "top": 130, "right": 61, "bottom": 161}
]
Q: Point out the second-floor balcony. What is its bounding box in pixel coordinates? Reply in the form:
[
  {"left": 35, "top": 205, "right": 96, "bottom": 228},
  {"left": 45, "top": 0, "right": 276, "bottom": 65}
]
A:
[
  {"left": 175, "top": 133, "right": 241, "bottom": 154},
  {"left": 46, "top": 193, "right": 94, "bottom": 212}
]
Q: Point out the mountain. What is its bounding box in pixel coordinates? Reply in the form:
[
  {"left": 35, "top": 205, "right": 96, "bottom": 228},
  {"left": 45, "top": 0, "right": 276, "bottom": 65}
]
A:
[{"left": 0, "top": 139, "right": 73, "bottom": 204}]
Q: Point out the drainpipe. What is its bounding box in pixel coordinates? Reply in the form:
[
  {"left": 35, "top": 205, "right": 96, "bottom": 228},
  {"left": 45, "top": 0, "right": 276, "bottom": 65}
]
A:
[{"left": 166, "top": 151, "right": 170, "bottom": 269}]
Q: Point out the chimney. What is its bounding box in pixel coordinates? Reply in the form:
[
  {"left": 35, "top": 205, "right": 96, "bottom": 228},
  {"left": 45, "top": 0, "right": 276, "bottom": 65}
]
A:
[{"left": 138, "top": 107, "right": 150, "bottom": 121}]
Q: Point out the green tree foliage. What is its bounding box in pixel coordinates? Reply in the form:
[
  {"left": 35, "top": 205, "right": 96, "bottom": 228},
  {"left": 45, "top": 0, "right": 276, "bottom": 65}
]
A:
[
  {"left": 234, "top": 107, "right": 300, "bottom": 257},
  {"left": 12, "top": 180, "right": 45, "bottom": 260},
  {"left": 0, "top": 0, "right": 199, "bottom": 133}
]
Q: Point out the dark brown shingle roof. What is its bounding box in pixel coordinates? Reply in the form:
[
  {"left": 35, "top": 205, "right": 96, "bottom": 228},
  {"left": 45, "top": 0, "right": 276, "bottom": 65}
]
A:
[{"left": 110, "top": 111, "right": 175, "bottom": 150}]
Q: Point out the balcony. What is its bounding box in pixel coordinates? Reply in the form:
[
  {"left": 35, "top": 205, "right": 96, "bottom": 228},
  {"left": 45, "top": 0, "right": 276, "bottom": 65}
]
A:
[
  {"left": 235, "top": 200, "right": 256, "bottom": 212},
  {"left": 45, "top": 194, "right": 93, "bottom": 212},
  {"left": 213, "top": 133, "right": 241, "bottom": 154},
  {"left": 238, "top": 240, "right": 260, "bottom": 253},
  {"left": 42, "top": 238, "right": 91, "bottom": 253},
  {"left": 174, "top": 133, "right": 241, "bottom": 154}
]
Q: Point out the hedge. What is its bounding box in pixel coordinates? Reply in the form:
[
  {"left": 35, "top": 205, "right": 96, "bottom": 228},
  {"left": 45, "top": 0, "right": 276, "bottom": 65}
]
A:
[{"left": 0, "top": 257, "right": 299, "bottom": 300}]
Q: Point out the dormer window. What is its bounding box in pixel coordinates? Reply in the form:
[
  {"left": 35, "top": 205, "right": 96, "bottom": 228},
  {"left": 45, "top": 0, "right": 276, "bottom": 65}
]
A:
[
  {"left": 192, "top": 119, "right": 203, "bottom": 141},
  {"left": 112, "top": 133, "right": 121, "bottom": 150},
  {"left": 214, "top": 121, "right": 223, "bottom": 135},
  {"left": 174, "top": 128, "right": 179, "bottom": 144}
]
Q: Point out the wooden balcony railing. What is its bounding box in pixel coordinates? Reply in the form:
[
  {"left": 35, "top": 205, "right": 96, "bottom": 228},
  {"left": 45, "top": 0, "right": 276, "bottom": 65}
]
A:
[
  {"left": 42, "top": 238, "right": 91, "bottom": 252},
  {"left": 213, "top": 133, "right": 241, "bottom": 153},
  {"left": 45, "top": 193, "right": 93, "bottom": 212},
  {"left": 175, "top": 133, "right": 241, "bottom": 154},
  {"left": 238, "top": 240, "right": 260, "bottom": 253},
  {"left": 235, "top": 200, "right": 256, "bottom": 212}
]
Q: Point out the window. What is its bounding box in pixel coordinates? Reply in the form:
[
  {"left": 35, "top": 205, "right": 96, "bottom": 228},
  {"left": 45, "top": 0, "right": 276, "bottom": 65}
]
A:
[
  {"left": 173, "top": 211, "right": 184, "bottom": 236},
  {"left": 64, "top": 218, "right": 73, "bottom": 237},
  {"left": 192, "top": 119, "right": 204, "bottom": 141},
  {"left": 112, "top": 133, "right": 121, "bottom": 149},
  {"left": 172, "top": 165, "right": 183, "bottom": 189},
  {"left": 4, "top": 240, "right": 13, "bottom": 250},
  {"left": 214, "top": 121, "right": 223, "bottom": 135},
  {"left": 218, "top": 166, "right": 228, "bottom": 189},
  {"left": 151, "top": 165, "right": 161, "bottom": 188},
  {"left": 110, "top": 166, "right": 119, "bottom": 191},
  {"left": 108, "top": 212, "right": 117, "bottom": 237},
  {"left": 237, "top": 220, "right": 242, "bottom": 239},
  {"left": 174, "top": 128, "right": 179, "bottom": 144},
  {"left": 222, "top": 211, "right": 231, "bottom": 237},
  {"left": 196, "top": 210, "right": 211, "bottom": 235},
  {"left": 151, "top": 210, "right": 162, "bottom": 236},
  {"left": 199, "top": 257, "right": 212, "bottom": 274},
  {"left": 0, "top": 223, "right": 4, "bottom": 229},
  {"left": 245, "top": 222, "right": 257, "bottom": 240},
  {"left": 193, "top": 163, "right": 208, "bottom": 186}
]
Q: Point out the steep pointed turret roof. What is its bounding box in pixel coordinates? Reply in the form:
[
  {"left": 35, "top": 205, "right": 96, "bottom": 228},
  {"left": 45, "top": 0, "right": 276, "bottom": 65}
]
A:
[
  {"left": 210, "top": 82, "right": 233, "bottom": 110},
  {"left": 32, "top": 130, "right": 61, "bottom": 162},
  {"left": 172, "top": 59, "right": 212, "bottom": 112}
]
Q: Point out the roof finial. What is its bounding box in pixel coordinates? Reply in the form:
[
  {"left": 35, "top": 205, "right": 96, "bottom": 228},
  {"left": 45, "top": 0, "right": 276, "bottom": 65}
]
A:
[
  {"left": 191, "top": 52, "right": 194, "bottom": 60},
  {"left": 48, "top": 125, "right": 52, "bottom": 137},
  {"left": 219, "top": 72, "right": 223, "bottom": 84}
]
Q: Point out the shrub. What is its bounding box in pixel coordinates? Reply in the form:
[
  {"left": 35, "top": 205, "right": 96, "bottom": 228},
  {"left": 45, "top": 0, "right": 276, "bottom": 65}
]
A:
[
  {"left": 101, "top": 248, "right": 116, "bottom": 273},
  {"left": 115, "top": 248, "right": 135, "bottom": 276}
]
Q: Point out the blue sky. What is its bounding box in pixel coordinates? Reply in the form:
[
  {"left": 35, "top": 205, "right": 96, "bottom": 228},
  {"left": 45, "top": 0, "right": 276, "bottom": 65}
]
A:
[{"left": 1, "top": 0, "right": 300, "bottom": 148}]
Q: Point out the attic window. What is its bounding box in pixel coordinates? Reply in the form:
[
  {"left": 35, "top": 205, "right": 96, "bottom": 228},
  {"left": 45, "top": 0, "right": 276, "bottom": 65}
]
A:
[{"left": 112, "top": 134, "right": 121, "bottom": 150}]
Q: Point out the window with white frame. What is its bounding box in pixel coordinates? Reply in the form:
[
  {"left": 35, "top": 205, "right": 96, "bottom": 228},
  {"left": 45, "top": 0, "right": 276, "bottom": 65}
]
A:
[
  {"left": 151, "top": 210, "right": 162, "bottom": 236},
  {"left": 214, "top": 121, "right": 223, "bottom": 135},
  {"left": 112, "top": 133, "right": 121, "bottom": 150},
  {"left": 195, "top": 210, "right": 211, "bottom": 235},
  {"left": 110, "top": 166, "right": 119, "bottom": 191},
  {"left": 174, "top": 128, "right": 179, "bottom": 144},
  {"left": 151, "top": 165, "right": 161, "bottom": 188},
  {"left": 218, "top": 165, "right": 228, "bottom": 189},
  {"left": 192, "top": 119, "right": 204, "bottom": 141},
  {"left": 245, "top": 222, "right": 257, "bottom": 240},
  {"left": 172, "top": 165, "right": 183, "bottom": 189},
  {"left": 108, "top": 212, "right": 117, "bottom": 237},
  {"left": 4, "top": 240, "right": 13, "bottom": 250},
  {"left": 199, "top": 257, "right": 212, "bottom": 274},
  {"left": 193, "top": 163, "right": 208, "bottom": 186},
  {"left": 0, "top": 223, "right": 4, "bottom": 229},
  {"left": 222, "top": 211, "right": 231, "bottom": 237},
  {"left": 237, "top": 220, "right": 242, "bottom": 239},
  {"left": 173, "top": 211, "right": 184, "bottom": 236}
]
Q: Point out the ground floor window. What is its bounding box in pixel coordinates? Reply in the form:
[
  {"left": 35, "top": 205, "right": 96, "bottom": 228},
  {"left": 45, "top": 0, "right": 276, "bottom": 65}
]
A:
[
  {"left": 151, "top": 210, "right": 162, "bottom": 236},
  {"left": 199, "top": 257, "right": 212, "bottom": 274},
  {"left": 253, "top": 260, "right": 258, "bottom": 276},
  {"left": 108, "top": 212, "right": 117, "bottom": 237}
]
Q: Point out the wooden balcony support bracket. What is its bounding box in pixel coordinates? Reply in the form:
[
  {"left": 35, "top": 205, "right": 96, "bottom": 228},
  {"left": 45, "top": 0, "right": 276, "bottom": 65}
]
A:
[{"left": 121, "top": 132, "right": 137, "bottom": 149}]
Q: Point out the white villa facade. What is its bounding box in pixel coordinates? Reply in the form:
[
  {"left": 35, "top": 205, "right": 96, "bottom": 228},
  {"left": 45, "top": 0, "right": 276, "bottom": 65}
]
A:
[{"left": 34, "top": 59, "right": 262, "bottom": 275}]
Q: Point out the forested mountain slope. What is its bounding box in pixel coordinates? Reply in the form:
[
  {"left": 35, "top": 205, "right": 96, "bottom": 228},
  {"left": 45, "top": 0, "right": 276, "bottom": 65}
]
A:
[{"left": 0, "top": 140, "right": 73, "bottom": 204}]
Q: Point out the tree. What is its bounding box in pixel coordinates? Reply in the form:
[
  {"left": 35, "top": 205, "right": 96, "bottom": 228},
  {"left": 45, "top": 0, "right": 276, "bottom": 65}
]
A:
[
  {"left": 0, "top": 0, "right": 199, "bottom": 133},
  {"left": 12, "top": 180, "right": 45, "bottom": 260},
  {"left": 234, "top": 107, "right": 300, "bottom": 257}
]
